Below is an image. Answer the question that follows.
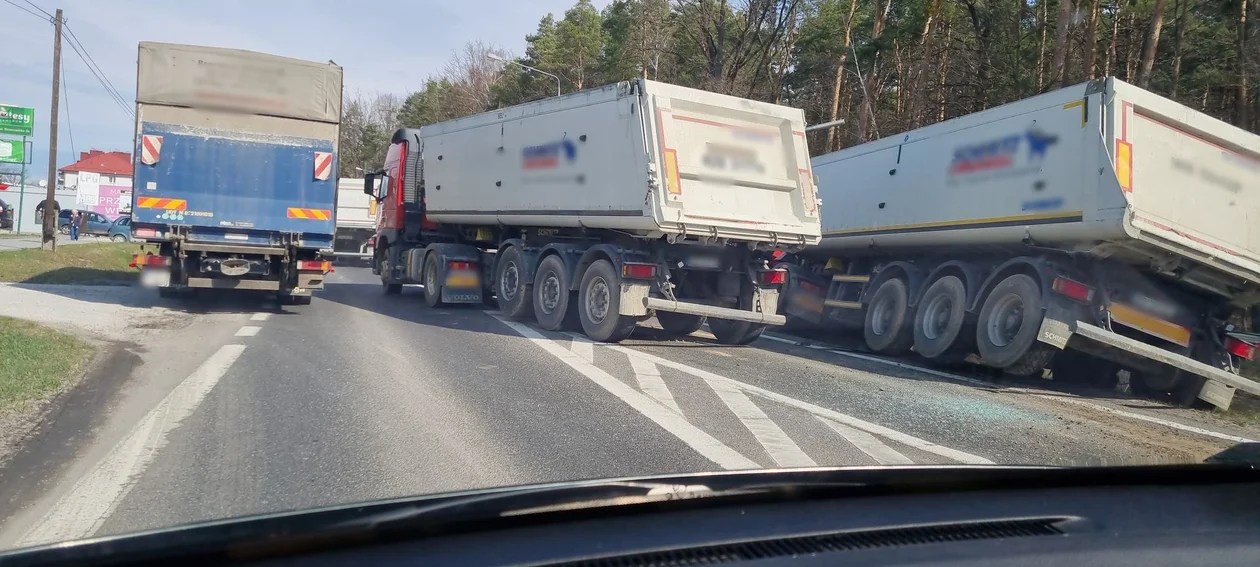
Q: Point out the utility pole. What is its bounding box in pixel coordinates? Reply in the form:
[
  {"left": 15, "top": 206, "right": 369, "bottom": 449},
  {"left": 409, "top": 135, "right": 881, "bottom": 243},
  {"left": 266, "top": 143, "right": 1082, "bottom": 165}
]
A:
[{"left": 42, "top": 8, "right": 63, "bottom": 251}]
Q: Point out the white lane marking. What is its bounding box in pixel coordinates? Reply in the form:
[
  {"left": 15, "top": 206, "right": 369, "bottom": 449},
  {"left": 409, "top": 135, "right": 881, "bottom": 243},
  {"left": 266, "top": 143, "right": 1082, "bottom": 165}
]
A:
[
  {"left": 760, "top": 334, "right": 798, "bottom": 345},
  {"left": 701, "top": 374, "right": 817, "bottom": 467},
  {"left": 19, "top": 344, "right": 247, "bottom": 547},
  {"left": 817, "top": 416, "right": 914, "bottom": 465},
  {"left": 570, "top": 338, "right": 594, "bottom": 364},
  {"left": 1032, "top": 394, "right": 1257, "bottom": 444},
  {"left": 234, "top": 326, "right": 261, "bottom": 337},
  {"left": 250, "top": 313, "right": 271, "bottom": 321},
  {"left": 488, "top": 314, "right": 759, "bottom": 470},
  {"left": 607, "top": 346, "right": 994, "bottom": 465},
  {"left": 628, "top": 355, "right": 683, "bottom": 415}
]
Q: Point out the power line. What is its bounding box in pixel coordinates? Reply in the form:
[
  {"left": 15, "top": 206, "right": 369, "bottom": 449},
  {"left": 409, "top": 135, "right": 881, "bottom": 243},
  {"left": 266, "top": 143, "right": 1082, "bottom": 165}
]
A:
[
  {"left": 22, "top": 0, "right": 51, "bottom": 18},
  {"left": 62, "top": 23, "right": 131, "bottom": 117},
  {"left": 2, "top": 0, "right": 49, "bottom": 21},
  {"left": 61, "top": 62, "right": 75, "bottom": 158},
  {"left": 61, "top": 30, "right": 133, "bottom": 119}
]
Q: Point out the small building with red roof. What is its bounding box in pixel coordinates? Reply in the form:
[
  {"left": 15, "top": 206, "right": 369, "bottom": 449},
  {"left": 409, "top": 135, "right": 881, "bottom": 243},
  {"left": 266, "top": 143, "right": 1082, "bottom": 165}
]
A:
[{"left": 59, "top": 150, "right": 133, "bottom": 189}]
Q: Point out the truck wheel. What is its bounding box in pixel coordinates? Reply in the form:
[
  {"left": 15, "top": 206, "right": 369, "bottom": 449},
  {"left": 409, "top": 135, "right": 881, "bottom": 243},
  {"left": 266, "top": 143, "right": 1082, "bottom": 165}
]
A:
[
  {"left": 533, "top": 255, "right": 578, "bottom": 331},
  {"left": 578, "top": 259, "right": 636, "bottom": 342},
  {"left": 864, "top": 277, "right": 914, "bottom": 354},
  {"left": 913, "top": 276, "right": 971, "bottom": 360},
  {"left": 657, "top": 311, "right": 706, "bottom": 336},
  {"left": 975, "top": 273, "right": 1054, "bottom": 375},
  {"left": 379, "top": 256, "right": 402, "bottom": 295},
  {"left": 496, "top": 246, "right": 534, "bottom": 320},
  {"left": 709, "top": 319, "right": 766, "bottom": 345},
  {"left": 422, "top": 254, "right": 444, "bottom": 308}
]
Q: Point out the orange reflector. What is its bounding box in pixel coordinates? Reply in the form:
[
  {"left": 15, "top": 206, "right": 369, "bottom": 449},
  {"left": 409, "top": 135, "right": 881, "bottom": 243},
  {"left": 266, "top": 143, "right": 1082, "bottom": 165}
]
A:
[
  {"left": 662, "top": 149, "right": 681, "bottom": 195},
  {"left": 622, "top": 262, "right": 657, "bottom": 280},
  {"left": 1051, "top": 277, "right": 1094, "bottom": 302},
  {"left": 1116, "top": 141, "right": 1133, "bottom": 192},
  {"left": 1108, "top": 302, "right": 1191, "bottom": 347},
  {"left": 759, "top": 269, "right": 787, "bottom": 285}
]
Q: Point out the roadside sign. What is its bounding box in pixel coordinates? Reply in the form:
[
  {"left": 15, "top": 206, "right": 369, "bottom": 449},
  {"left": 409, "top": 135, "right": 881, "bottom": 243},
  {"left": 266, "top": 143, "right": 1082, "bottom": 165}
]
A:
[
  {"left": 0, "top": 139, "right": 25, "bottom": 164},
  {"left": 0, "top": 104, "right": 35, "bottom": 136}
]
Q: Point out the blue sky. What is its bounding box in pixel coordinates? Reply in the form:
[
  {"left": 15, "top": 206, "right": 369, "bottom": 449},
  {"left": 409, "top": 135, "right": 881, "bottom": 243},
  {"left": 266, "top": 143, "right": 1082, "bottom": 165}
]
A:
[{"left": 1, "top": 0, "right": 608, "bottom": 183}]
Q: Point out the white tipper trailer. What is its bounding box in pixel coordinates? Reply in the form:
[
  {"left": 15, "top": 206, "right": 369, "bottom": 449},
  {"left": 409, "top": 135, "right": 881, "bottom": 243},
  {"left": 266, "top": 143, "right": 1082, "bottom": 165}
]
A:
[
  {"left": 779, "top": 77, "right": 1260, "bottom": 409},
  {"left": 366, "top": 79, "right": 821, "bottom": 343}
]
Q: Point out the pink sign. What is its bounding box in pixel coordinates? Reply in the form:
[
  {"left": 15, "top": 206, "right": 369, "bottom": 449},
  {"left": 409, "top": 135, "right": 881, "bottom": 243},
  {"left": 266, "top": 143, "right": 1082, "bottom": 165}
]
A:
[{"left": 90, "top": 184, "right": 129, "bottom": 220}]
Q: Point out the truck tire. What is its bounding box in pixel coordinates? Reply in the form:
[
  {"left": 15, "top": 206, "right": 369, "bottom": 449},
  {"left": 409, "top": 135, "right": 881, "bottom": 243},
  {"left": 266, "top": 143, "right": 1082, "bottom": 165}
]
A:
[
  {"left": 578, "top": 259, "right": 636, "bottom": 342},
  {"left": 864, "top": 277, "right": 914, "bottom": 355},
  {"left": 533, "top": 255, "right": 580, "bottom": 331},
  {"left": 422, "top": 254, "right": 444, "bottom": 308},
  {"left": 379, "top": 255, "right": 402, "bottom": 295},
  {"left": 912, "top": 276, "right": 971, "bottom": 360},
  {"left": 709, "top": 318, "right": 766, "bottom": 345},
  {"left": 496, "top": 246, "right": 534, "bottom": 320},
  {"left": 657, "top": 311, "right": 706, "bottom": 336},
  {"left": 975, "top": 273, "right": 1054, "bottom": 375}
]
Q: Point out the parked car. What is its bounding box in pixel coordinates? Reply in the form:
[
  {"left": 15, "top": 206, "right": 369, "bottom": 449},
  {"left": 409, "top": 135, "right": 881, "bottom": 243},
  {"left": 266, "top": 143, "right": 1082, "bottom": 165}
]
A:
[
  {"left": 57, "top": 210, "right": 113, "bottom": 236},
  {"left": 107, "top": 215, "right": 131, "bottom": 242},
  {"left": 0, "top": 198, "right": 12, "bottom": 230}
]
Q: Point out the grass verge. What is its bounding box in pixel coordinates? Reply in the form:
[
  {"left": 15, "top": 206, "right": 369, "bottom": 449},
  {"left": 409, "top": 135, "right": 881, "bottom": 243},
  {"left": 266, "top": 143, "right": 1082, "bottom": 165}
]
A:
[
  {"left": 0, "top": 242, "right": 141, "bottom": 284},
  {"left": 0, "top": 316, "right": 94, "bottom": 415}
]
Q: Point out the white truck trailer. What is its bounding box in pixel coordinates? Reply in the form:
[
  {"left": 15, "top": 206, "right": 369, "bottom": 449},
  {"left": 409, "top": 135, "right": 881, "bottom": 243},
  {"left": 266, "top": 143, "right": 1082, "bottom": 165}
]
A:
[
  {"left": 780, "top": 77, "right": 1259, "bottom": 409},
  {"left": 366, "top": 79, "right": 821, "bottom": 343},
  {"left": 333, "top": 177, "right": 376, "bottom": 259}
]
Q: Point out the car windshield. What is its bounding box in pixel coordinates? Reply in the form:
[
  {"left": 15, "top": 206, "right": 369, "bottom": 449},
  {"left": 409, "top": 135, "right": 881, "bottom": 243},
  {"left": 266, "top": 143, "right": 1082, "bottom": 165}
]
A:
[{"left": 0, "top": 0, "right": 1258, "bottom": 556}]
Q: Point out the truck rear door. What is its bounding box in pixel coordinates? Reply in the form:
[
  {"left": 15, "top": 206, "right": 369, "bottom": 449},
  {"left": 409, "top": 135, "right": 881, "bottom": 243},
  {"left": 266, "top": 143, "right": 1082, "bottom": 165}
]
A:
[
  {"left": 643, "top": 81, "right": 820, "bottom": 244},
  {"left": 132, "top": 123, "right": 337, "bottom": 246},
  {"left": 1112, "top": 80, "right": 1260, "bottom": 279}
]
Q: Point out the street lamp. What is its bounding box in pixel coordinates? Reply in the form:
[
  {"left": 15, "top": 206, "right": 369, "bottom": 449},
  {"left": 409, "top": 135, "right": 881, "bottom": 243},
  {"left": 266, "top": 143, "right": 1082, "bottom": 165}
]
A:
[{"left": 487, "top": 53, "right": 562, "bottom": 97}]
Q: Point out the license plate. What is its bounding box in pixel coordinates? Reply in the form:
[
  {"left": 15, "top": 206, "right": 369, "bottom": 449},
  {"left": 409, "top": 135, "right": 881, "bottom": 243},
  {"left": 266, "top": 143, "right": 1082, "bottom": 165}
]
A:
[
  {"left": 445, "top": 272, "right": 479, "bottom": 288},
  {"left": 141, "top": 269, "right": 171, "bottom": 288}
]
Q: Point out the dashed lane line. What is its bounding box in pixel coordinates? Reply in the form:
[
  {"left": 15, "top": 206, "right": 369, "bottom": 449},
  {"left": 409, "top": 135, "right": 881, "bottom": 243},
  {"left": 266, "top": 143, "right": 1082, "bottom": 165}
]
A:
[
  {"left": 489, "top": 313, "right": 759, "bottom": 471},
  {"left": 235, "top": 326, "right": 261, "bottom": 337},
  {"left": 250, "top": 313, "right": 271, "bottom": 321},
  {"left": 18, "top": 344, "right": 248, "bottom": 547}
]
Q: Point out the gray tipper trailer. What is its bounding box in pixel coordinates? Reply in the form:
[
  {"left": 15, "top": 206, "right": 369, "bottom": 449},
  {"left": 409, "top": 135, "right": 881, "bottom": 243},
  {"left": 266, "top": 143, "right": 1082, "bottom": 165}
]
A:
[
  {"left": 779, "top": 77, "right": 1260, "bottom": 410},
  {"left": 333, "top": 177, "right": 377, "bottom": 259},
  {"left": 366, "top": 79, "right": 821, "bottom": 344},
  {"left": 130, "top": 43, "right": 341, "bottom": 304}
]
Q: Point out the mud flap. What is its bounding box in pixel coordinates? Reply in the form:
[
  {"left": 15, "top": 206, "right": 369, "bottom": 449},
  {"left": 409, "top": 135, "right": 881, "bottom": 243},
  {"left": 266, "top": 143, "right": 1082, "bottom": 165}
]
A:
[{"left": 1037, "top": 301, "right": 1076, "bottom": 350}]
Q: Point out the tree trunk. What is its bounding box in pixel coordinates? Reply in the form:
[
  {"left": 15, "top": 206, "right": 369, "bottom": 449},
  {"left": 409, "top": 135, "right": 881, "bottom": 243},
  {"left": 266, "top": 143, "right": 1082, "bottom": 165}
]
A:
[
  {"left": 911, "top": 0, "right": 941, "bottom": 128},
  {"left": 1136, "top": 0, "right": 1168, "bottom": 88},
  {"left": 858, "top": 0, "right": 893, "bottom": 140},
  {"left": 1237, "top": 0, "right": 1250, "bottom": 127},
  {"left": 1084, "top": 0, "right": 1102, "bottom": 79},
  {"left": 711, "top": 0, "right": 727, "bottom": 84},
  {"left": 1170, "top": 0, "right": 1186, "bottom": 98},
  {"left": 1037, "top": 0, "right": 1049, "bottom": 90},
  {"left": 1105, "top": 0, "right": 1120, "bottom": 76},
  {"left": 1125, "top": 4, "right": 1139, "bottom": 81},
  {"left": 938, "top": 22, "right": 951, "bottom": 122},
  {"left": 1050, "top": 0, "right": 1074, "bottom": 88},
  {"left": 826, "top": 0, "right": 860, "bottom": 152}
]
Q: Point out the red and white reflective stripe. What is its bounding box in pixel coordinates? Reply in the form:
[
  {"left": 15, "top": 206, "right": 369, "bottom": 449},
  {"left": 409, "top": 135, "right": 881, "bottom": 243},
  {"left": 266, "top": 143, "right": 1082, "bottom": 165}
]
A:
[
  {"left": 313, "top": 152, "right": 333, "bottom": 181},
  {"left": 141, "top": 135, "right": 162, "bottom": 165}
]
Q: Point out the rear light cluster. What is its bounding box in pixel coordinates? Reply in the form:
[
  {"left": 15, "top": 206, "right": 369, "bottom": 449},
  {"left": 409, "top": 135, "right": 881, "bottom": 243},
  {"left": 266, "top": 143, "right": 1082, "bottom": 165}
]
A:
[
  {"left": 759, "top": 269, "right": 787, "bottom": 285},
  {"left": 297, "top": 260, "right": 332, "bottom": 272},
  {"left": 1225, "top": 336, "right": 1257, "bottom": 361},
  {"left": 622, "top": 262, "right": 657, "bottom": 280},
  {"left": 448, "top": 261, "right": 474, "bottom": 271},
  {"left": 130, "top": 254, "right": 170, "bottom": 268},
  {"left": 1051, "top": 276, "right": 1094, "bottom": 303}
]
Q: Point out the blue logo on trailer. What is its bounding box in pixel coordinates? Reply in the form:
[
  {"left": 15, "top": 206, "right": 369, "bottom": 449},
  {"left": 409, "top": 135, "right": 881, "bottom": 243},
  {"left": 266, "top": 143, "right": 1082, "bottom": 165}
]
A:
[
  {"left": 949, "top": 128, "right": 1058, "bottom": 175},
  {"left": 522, "top": 139, "right": 577, "bottom": 170}
]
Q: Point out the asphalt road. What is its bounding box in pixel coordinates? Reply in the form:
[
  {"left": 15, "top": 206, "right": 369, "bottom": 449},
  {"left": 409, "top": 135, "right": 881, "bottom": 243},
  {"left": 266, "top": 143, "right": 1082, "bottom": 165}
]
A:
[{"left": 2, "top": 266, "right": 1256, "bottom": 549}]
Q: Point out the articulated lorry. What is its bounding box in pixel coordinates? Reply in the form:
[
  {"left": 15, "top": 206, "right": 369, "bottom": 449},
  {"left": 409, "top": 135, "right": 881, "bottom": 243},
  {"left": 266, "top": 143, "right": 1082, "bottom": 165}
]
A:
[
  {"left": 130, "top": 42, "right": 342, "bottom": 304},
  {"left": 779, "top": 77, "right": 1260, "bottom": 409},
  {"left": 367, "top": 79, "right": 820, "bottom": 343}
]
